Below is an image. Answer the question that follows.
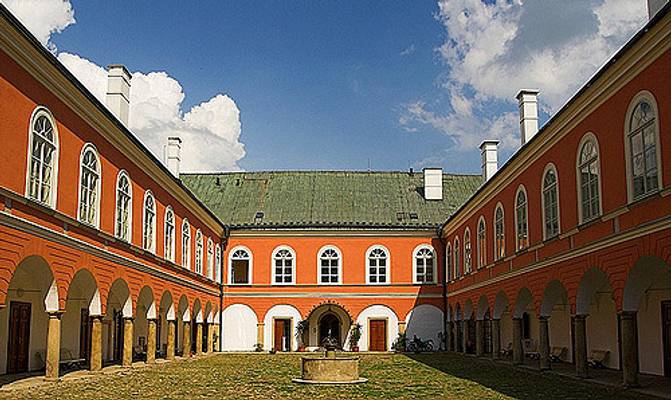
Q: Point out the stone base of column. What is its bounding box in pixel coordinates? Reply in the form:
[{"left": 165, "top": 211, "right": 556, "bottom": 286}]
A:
[
  {"left": 183, "top": 322, "right": 191, "bottom": 357},
  {"left": 90, "top": 316, "right": 103, "bottom": 371},
  {"left": 166, "top": 320, "right": 175, "bottom": 360},
  {"left": 45, "top": 312, "right": 62, "bottom": 380},
  {"left": 147, "top": 319, "right": 157, "bottom": 364},
  {"left": 122, "top": 318, "right": 134, "bottom": 367},
  {"left": 195, "top": 323, "right": 203, "bottom": 355}
]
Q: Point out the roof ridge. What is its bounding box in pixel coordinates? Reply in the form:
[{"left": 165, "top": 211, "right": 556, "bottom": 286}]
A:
[{"left": 180, "top": 170, "right": 482, "bottom": 177}]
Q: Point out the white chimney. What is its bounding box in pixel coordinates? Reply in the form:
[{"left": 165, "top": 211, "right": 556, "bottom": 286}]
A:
[
  {"left": 480, "top": 140, "right": 499, "bottom": 181},
  {"left": 166, "top": 137, "right": 182, "bottom": 177},
  {"left": 648, "top": 0, "right": 667, "bottom": 18},
  {"left": 423, "top": 168, "right": 443, "bottom": 200},
  {"left": 516, "top": 89, "right": 539, "bottom": 146},
  {"left": 106, "top": 64, "right": 131, "bottom": 126}
]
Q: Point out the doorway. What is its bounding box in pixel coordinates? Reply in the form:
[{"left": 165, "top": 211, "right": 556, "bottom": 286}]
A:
[
  {"left": 319, "top": 313, "right": 341, "bottom": 347},
  {"left": 663, "top": 301, "right": 671, "bottom": 377},
  {"left": 7, "top": 301, "right": 31, "bottom": 374},
  {"left": 369, "top": 319, "right": 387, "bottom": 351},
  {"left": 273, "top": 318, "right": 291, "bottom": 352}
]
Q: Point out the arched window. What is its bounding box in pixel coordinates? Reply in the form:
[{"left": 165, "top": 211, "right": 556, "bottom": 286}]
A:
[
  {"left": 515, "top": 187, "right": 528, "bottom": 250},
  {"left": 207, "top": 238, "right": 214, "bottom": 279},
  {"left": 115, "top": 170, "right": 132, "bottom": 241},
  {"left": 453, "top": 238, "right": 460, "bottom": 278},
  {"left": 142, "top": 191, "right": 156, "bottom": 252},
  {"left": 78, "top": 144, "right": 100, "bottom": 226},
  {"left": 366, "top": 246, "right": 389, "bottom": 284},
  {"left": 215, "top": 245, "right": 222, "bottom": 283},
  {"left": 414, "top": 245, "right": 435, "bottom": 284},
  {"left": 27, "top": 108, "right": 58, "bottom": 207},
  {"left": 542, "top": 166, "right": 560, "bottom": 239},
  {"left": 477, "top": 217, "right": 486, "bottom": 268},
  {"left": 446, "top": 243, "right": 452, "bottom": 281},
  {"left": 272, "top": 246, "right": 295, "bottom": 284},
  {"left": 164, "top": 206, "right": 175, "bottom": 261},
  {"left": 195, "top": 230, "right": 203, "bottom": 275},
  {"left": 494, "top": 204, "right": 505, "bottom": 260},
  {"left": 181, "top": 219, "right": 191, "bottom": 269},
  {"left": 626, "top": 94, "right": 660, "bottom": 200},
  {"left": 463, "top": 229, "right": 472, "bottom": 274},
  {"left": 318, "top": 246, "right": 341, "bottom": 284},
  {"left": 229, "top": 247, "right": 252, "bottom": 284},
  {"left": 577, "top": 135, "right": 601, "bottom": 222}
]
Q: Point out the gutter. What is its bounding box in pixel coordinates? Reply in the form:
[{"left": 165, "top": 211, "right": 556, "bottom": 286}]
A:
[
  {"left": 437, "top": 226, "right": 448, "bottom": 351},
  {"left": 218, "top": 225, "right": 230, "bottom": 352}
]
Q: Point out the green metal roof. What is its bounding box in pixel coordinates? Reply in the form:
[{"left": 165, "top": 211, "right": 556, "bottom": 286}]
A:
[{"left": 181, "top": 171, "right": 482, "bottom": 229}]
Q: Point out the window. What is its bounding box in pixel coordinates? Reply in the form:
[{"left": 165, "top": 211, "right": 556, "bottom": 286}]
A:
[
  {"left": 515, "top": 187, "right": 528, "bottom": 250},
  {"left": 626, "top": 95, "right": 660, "bottom": 200},
  {"left": 453, "top": 238, "right": 460, "bottom": 278},
  {"left": 195, "top": 230, "right": 203, "bottom": 275},
  {"left": 446, "top": 243, "right": 452, "bottom": 281},
  {"left": 272, "top": 246, "right": 295, "bottom": 284},
  {"left": 367, "top": 246, "right": 389, "bottom": 284},
  {"left": 142, "top": 191, "right": 156, "bottom": 252},
  {"left": 27, "top": 108, "right": 58, "bottom": 207},
  {"left": 215, "top": 245, "right": 222, "bottom": 283},
  {"left": 78, "top": 145, "right": 100, "bottom": 226},
  {"left": 181, "top": 219, "right": 191, "bottom": 268},
  {"left": 542, "top": 166, "right": 560, "bottom": 239},
  {"left": 207, "top": 239, "right": 214, "bottom": 279},
  {"left": 494, "top": 204, "right": 505, "bottom": 260},
  {"left": 414, "top": 245, "right": 435, "bottom": 284},
  {"left": 164, "top": 207, "right": 175, "bottom": 261},
  {"left": 229, "top": 247, "right": 252, "bottom": 284},
  {"left": 463, "top": 229, "right": 472, "bottom": 274},
  {"left": 115, "top": 171, "right": 132, "bottom": 241},
  {"left": 477, "top": 217, "right": 486, "bottom": 268},
  {"left": 577, "top": 135, "right": 601, "bottom": 222},
  {"left": 318, "top": 246, "right": 341, "bottom": 284}
]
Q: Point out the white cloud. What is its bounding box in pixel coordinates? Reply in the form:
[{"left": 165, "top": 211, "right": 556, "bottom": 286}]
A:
[
  {"left": 402, "top": 0, "right": 647, "bottom": 152},
  {"left": 400, "top": 44, "right": 416, "bottom": 56},
  {"left": 58, "top": 53, "right": 245, "bottom": 172},
  {"left": 0, "top": 0, "right": 74, "bottom": 50}
]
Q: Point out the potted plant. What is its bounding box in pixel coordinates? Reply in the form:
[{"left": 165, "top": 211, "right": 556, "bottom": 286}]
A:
[
  {"left": 392, "top": 332, "right": 407, "bottom": 353},
  {"left": 295, "top": 319, "right": 309, "bottom": 351},
  {"left": 349, "top": 323, "right": 362, "bottom": 352}
]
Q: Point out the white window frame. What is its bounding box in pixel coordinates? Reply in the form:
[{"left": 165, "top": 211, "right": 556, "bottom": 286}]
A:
[
  {"left": 514, "top": 185, "right": 529, "bottom": 251},
  {"left": 25, "top": 106, "right": 59, "bottom": 208},
  {"left": 624, "top": 91, "right": 663, "bottom": 203},
  {"left": 413, "top": 244, "right": 436, "bottom": 284},
  {"left": 453, "top": 237, "right": 460, "bottom": 279},
  {"left": 228, "top": 245, "right": 253, "bottom": 285},
  {"left": 142, "top": 190, "right": 156, "bottom": 253},
  {"left": 215, "top": 244, "right": 222, "bottom": 283},
  {"left": 317, "top": 245, "right": 342, "bottom": 285},
  {"left": 463, "top": 229, "right": 472, "bottom": 274},
  {"left": 181, "top": 219, "right": 191, "bottom": 269},
  {"left": 207, "top": 238, "right": 214, "bottom": 280},
  {"left": 77, "top": 143, "right": 101, "bottom": 228},
  {"left": 541, "top": 163, "right": 561, "bottom": 240},
  {"left": 494, "top": 203, "right": 505, "bottom": 261},
  {"left": 195, "top": 229, "right": 203, "bottom": 275},
  {"left": 477, "top": 216, "right": 486, "bottom": 269},
  {"left": 114, "top": 170, "right": 132, "bottom": 242},
  {"left": 271, "top": 245, "right": 296, "bottom": 285},
  {"left": 365, "top": 245, "right": 390, "bottom": 285},
  {"left": 445, "top": 243, "right": 452, "bottom": 282},
  {"left": 164, "top": 206, "right": 175, "bottom": 262},
  {"left": 576, "top": 133, "right": 603, "bottom": 224}
]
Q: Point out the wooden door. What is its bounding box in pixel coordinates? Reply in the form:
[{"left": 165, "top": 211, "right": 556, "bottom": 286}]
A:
[
  {"left": 7, "top": 301, "right": 31, "bottom": 373},
  {"left": 79, "top": 309, "right": 91, "bottom": 361},
  {"left": 274, "top": 319, "right": 288, "bottom": 351},
  {"left": 663, "top": 301, "right": 671, "bottom": 377},
  {"left": 369, "top": 319, "right": 387, "bottom": 351}
]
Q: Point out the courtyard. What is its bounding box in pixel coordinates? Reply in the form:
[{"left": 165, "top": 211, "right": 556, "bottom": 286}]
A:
[{"left": 0, "top": 353, "right": 661, "bottom": 400}]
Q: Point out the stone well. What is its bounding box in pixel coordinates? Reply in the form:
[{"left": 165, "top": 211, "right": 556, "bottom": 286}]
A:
[{"left": 292, "top": 352, "right": 367, "bottom": 384}]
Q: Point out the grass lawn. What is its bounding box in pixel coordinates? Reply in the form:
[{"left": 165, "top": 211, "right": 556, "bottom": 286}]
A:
[{"left": 0, "top": 353, "right": 655, "bottom": 400}]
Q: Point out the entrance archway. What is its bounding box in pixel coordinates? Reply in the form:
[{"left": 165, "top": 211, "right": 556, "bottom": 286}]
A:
[
  {"left": 305, "top": 303, "right": 352, "bottom": 349},
  {"left": 319, "top": 313, "right": 340, "bottom": 345}
]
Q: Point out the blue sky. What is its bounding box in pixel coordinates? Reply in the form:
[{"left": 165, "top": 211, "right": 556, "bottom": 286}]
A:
[{"left": 3, "top": 0, "right": 649, "bottom": 173}]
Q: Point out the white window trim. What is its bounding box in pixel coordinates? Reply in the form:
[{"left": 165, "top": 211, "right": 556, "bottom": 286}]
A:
[
  {"left": 25, "top": 106, "right": 59, "bottom": 208},
  {"left": 623, "top": 90, "right": 663, "bottom": 203},
  {"left": 195, "top": 229, "right": 203, "bottom": 275},
  {"left": 207, "top": 238, "right": 214, "bottom": 280},
  {"left": 493, "top": 202, "right": 505, "bottom": 261},
  {"left": 463, "top": 228, "right": 472, "bottom": 274},
  {"left": 228, "top": 245, "right": 253, "bottom": 285},
  {"left": 181, "top": 219, "right": 191, "bottom": 269},
  {"left": 514, "top": 185, "right": 529, "bottom": 251},
  {"left": 576, "top": 132, "right": 603, "bottom": 224},
  {"left": 316, "top": 245, "right": 342, "bottom": 285},
  {"left": 215, "top": 245, "right": 222, "bottom": 283},
  {"left": 365, "top": 245, "right": 391, "bottom": 285},
  {"left": 445, "top": 243, "right": 452, "bottom": 282},
  {"left": 477, "top": 216, "right": 486, "bottom": 269},
  {"left": 412, "top": 244, "right": 436, "bottom": 285},
  {"left": 453, "top": 237, "right": 460, "bottom": 279},
  {"left": 114, "top": 169, "right": 132, "bottom": 242},
  {"left": 76, "top": 143, "right": 101, "bottom": 228},
  {"left": 271, "top": 245, "right": 296, "bottom": 285},
  {"left": 142, "top": 190, "right": 157, "bottom": 253},
  {"left": 164, "top": 206, "right": 175, "bottom": 262},
  {"left": 541, "top": 163, "right": 561, "bottom": 240}
]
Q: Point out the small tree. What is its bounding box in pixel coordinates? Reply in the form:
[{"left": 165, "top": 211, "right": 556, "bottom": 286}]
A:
[
  {"left": 349, "top": 323, "right": 362, "bottom": 351},
  {"left": 392, "top": 332, "right": 407, "bottom": 352}
]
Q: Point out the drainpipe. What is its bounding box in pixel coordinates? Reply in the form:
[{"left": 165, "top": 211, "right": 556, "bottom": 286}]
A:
[
  {"left": 219, "top": 225, "right": 230, "bottom": 352},
  {"left": 437, "top": 225, "right": 448, "bottom": 351}
]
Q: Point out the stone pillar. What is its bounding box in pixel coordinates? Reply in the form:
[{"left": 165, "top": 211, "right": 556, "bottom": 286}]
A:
[
  {"left": 206, "top": 323, "right": 213, "bottom": 353},
  {"left": 492, "top": 319, "right": 501, "bottom": 360},
  {"left": 462, "top": 320, "right": 469, "bottom": 353},
  {"left": 90, "top": 316, "right": 103, "bottom": 371},
  {"left": 475, "top": 319, "right": 484, "bottom": 357},
  {"left": 539, "top": 316, "right": 550, "bottom": 370},
  {"left": 398, "top": 320, "right": 406, "bottom": 335},
  {"left": 195, "top": 323, "right": 203, "bottom": 355},
  {"left": 213, "top": 323, "right": 220, "bottom": 352},
  {"left": 257, "top": 322, "right": 264, "bottom": 349},
  {"left": 45, "top": 312, "right": 62, "bottom": 380},
  {"left": 166, "top": 320, "right": 175, "bottom": 360},
  {"left": 122, "top": 318, "right": 133, "bottom": 367},
  {"left": 620, "top": 311, "right": 639, "bottom": 387},
  {"left": 183, "top": 321, "right": 191, "bottom": 357},
  {"left": 574, "top": 314, "right": 588, "bottom": 378},
  {"left": 146, "top": 319, "right": 156, "bottom": 364},
  {"left": 512, "top": 317, "right": 523, "bottom": 365},
  {"left": 446, "top": 321, "right": 454, "bottom": 351}
]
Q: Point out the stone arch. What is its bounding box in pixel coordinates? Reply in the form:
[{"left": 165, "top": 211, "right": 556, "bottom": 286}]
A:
[
  {"left": 405, "top": 304, "right": 443, "bottom": 347},
  {"left": 476, "top": 295, "right": 490, "bottom": 320},
  {"left": 136, "top": 286, "right": 156, "bottom": 320},
  {"left": 204, "top": 301, "right": 213, "bottom": 323},
  {"left": 105, "top": 278, "right": 132, "bottom": 318},
  {"left": 356, "top": 304, "right": 399, "bottom": 352},
  {"left": 177, "top": 294, "right": 190, "bottom": 322},
  {"left": 193, "top": 298, "right": 203, "bottom": 323},
  {"left": 463, "top": 298, "right": 474, "bottom": 320},
  {"left": 454, "top": 303, "right": 462, "bottom": 321},
  {"left": 513, "top": 287, "right": 533, "bottom": 318},
  {"left": 622, "top": 256, "right": 671, "bottom": 312},
  {"left": 492, "top": 291, "right": 509, "bottom": 319},
  {"left": 160, "top": 290, "right": 174, "bottom": 321},
  {"left": 576, "top": 267, "right": 614, "bottom": 315},
  {"left": 540, "top": 280, "right": 569, "bottom": 317},
  {"left": 263, "top": 304, "right": 302, "bottom": 351},
  {"left": 222, "top": 303, "right": 257, "bottom": 351}
]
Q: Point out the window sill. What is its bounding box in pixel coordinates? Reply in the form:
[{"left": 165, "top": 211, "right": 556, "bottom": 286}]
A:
[{"left": 628, "top": 190, "right": 660, "bottom": 207}]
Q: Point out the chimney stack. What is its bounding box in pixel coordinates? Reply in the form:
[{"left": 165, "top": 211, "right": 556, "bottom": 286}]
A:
[
  {"left": 648, "top": 0, "right": 667, "bottom": 18},
  {"left": 423, "top": 168, "right": 443, "bottom": 200},
  {"left": 166, "top": 137, "right": 182, "bottom": 177},
  {"left": 480, "top": 140, "right": 499, "bottom": 181},
  {"left": 516, "top": 89, "right": 539, "bottom": 146},
  {"left": 106, "top": 64, "right": 131, "bottom": 126}
]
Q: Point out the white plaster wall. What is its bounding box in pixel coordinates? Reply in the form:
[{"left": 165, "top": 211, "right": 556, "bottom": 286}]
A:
[
  {"left": 263, "top": 304, "right": 302, "bottom": 351},
  {"left": 356, "top": 305, "right": 398, "bottom": 351},
  {"left": 222, "top": 304, "right": 257, "bottom": 351},
  {"left": 405, "top": 304, "right": 443, "bottom": 348},
  {"left": 637, "top": 290, "right": 668, "bottom": 375},
  {"left": 61, "top": 299, "right": 85, "bottom": 358},
  {"left": 549, "top": 308, "right": 572, "bottom": 362},
  {"left": 586, "top": 294, "right": 619, "bottom": 369},
  {"left": 0, "top": 292, "right": 49, "bottom": 374}
]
